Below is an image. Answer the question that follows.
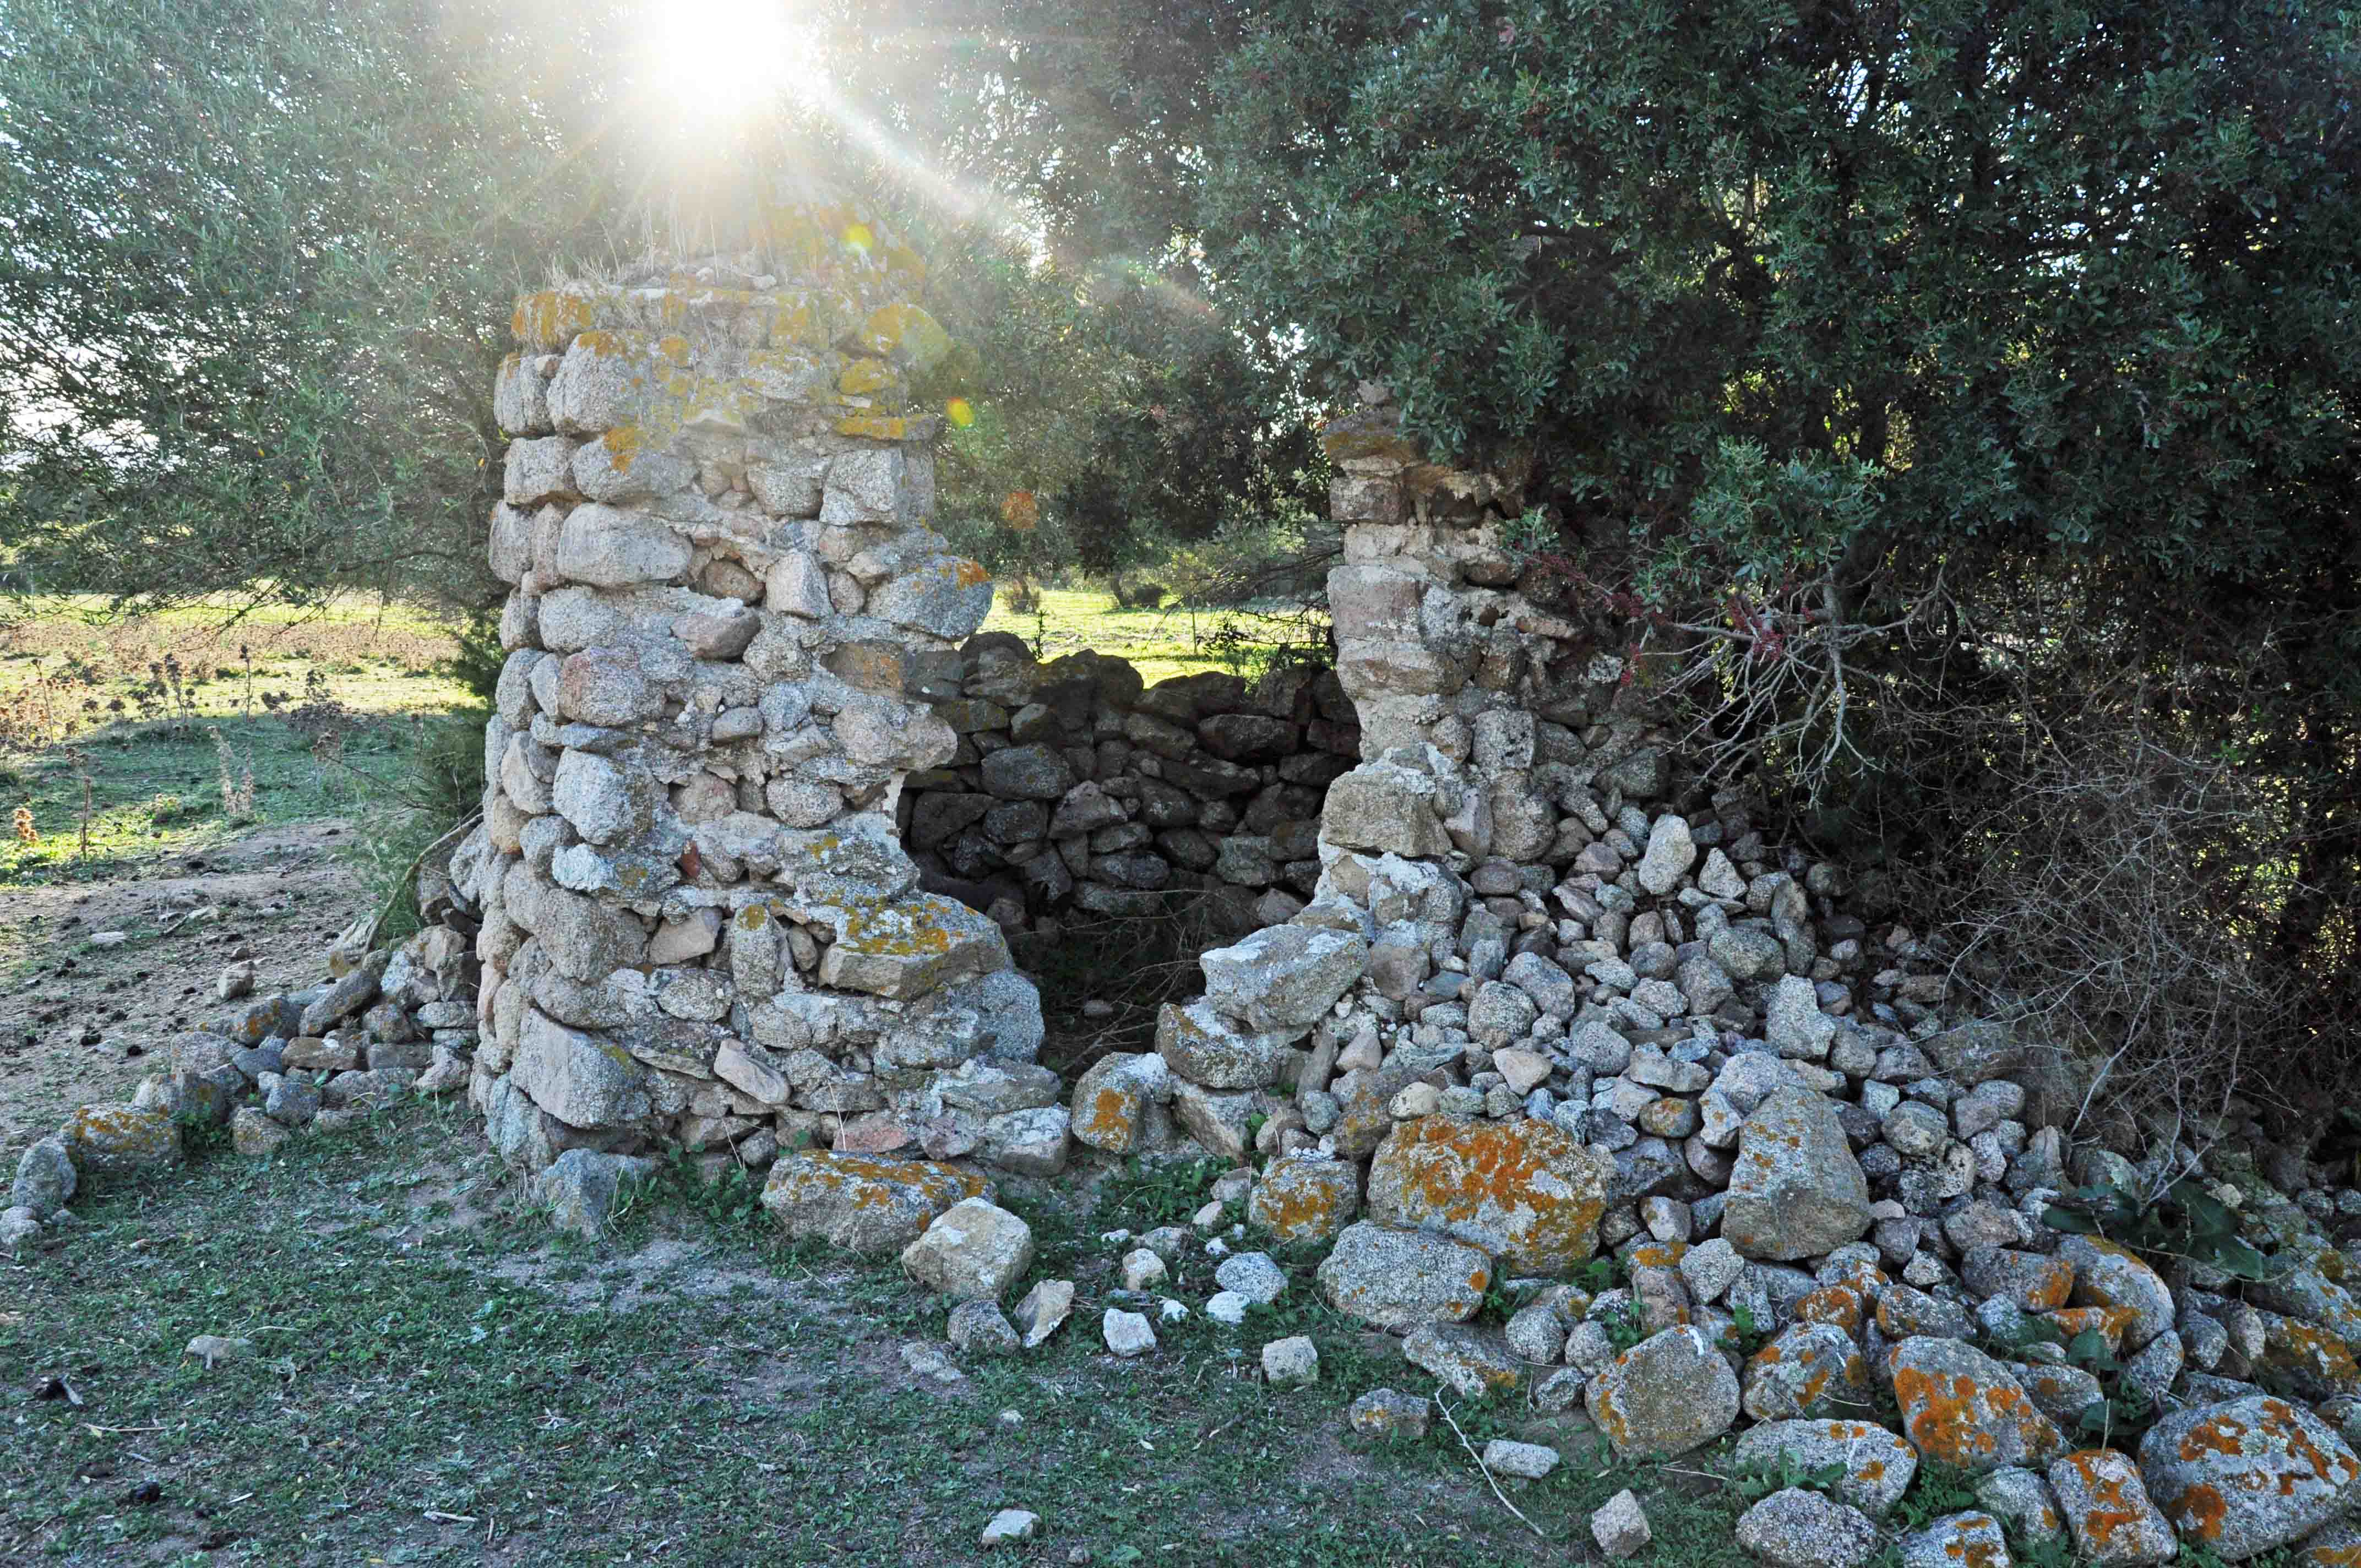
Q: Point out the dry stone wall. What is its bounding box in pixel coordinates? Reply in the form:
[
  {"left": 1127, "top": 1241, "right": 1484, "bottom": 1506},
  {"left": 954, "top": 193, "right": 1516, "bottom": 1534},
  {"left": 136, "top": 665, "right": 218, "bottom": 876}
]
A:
[
  {"left": 899, "top": 643, "right": 1361, "bottom": 935},
  {"left": 456, "top": 194, "right": 1046, "bottom": 1179}
]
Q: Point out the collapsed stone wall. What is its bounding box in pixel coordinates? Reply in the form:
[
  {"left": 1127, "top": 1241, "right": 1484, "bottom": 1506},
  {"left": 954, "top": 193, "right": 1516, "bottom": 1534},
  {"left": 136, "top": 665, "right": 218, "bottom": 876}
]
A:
[
  {"left": 1095, "top": 391, "right": 2084, "bottom": 1258},
  {"left": 454, "top": 193, "right": 1046, "bottom": 1178},
  {"left": 901, "top": 641, "right": 1360, "bottom": 936},
  {"left": 1049, "top": 393, "right": 2361, "bottom": 1562}
]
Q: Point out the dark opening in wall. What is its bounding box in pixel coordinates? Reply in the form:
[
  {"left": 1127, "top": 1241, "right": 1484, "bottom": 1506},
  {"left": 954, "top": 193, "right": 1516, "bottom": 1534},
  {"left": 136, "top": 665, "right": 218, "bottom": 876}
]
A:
[{"left": 897, "top": 630, "right": 1362, "bottom": 1070}]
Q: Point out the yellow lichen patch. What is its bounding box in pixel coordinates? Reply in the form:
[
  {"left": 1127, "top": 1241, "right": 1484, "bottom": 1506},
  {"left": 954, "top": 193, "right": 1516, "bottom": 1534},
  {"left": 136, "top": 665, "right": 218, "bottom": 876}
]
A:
[
  {"left": 853, "top": 302, "right": 953, "bottom": 373},
  {"left": 838, "top": 356, "right": 899, "bottom": 397},
  {"left": 512, "top": 288, "right": 601, "bottom": 349},
  {"left": 836, "top": 414, "right": 913, "bottom": 440}
]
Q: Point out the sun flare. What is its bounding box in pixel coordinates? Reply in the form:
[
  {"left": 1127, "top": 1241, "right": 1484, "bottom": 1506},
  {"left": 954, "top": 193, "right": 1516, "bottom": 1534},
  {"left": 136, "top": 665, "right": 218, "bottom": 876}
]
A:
[{"left": 643, "top": 0, "right": 810, "bottom": 128}]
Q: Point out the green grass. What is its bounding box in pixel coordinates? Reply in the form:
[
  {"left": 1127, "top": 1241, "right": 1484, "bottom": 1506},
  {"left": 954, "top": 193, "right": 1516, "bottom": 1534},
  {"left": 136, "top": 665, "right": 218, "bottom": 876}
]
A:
[
  {"left": 981, "top": 587, "right": 1329, "bottom": 688},
  {"left": 0, "top": 595, "right": 474, "bottom": 889},
  {"left": 0, "top": 1099, "right": 1760, "bottom": 1567}
]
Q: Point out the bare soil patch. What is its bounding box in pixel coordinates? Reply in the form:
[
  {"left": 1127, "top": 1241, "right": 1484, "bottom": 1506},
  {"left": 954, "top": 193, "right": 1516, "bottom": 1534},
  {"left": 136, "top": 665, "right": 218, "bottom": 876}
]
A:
[{"left": 0, "top": 818, "right": 371, "bottom": 1148}]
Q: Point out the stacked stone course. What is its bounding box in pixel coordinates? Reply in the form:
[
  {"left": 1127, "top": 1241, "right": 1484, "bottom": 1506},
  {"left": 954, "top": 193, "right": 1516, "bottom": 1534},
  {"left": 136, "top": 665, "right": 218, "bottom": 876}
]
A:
[
  {"left": 462, "top": 195, "right": 1046, "bottom": 1179},
  {"left": 898, "top": 641, "right": 1359, "bottom": 934}
]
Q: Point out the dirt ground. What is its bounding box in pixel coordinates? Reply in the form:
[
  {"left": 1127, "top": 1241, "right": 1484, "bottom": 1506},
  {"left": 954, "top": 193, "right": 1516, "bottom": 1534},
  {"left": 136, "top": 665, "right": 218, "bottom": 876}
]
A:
[{"left": 0, "top": 819, "right": 371, "bottom": 1149}]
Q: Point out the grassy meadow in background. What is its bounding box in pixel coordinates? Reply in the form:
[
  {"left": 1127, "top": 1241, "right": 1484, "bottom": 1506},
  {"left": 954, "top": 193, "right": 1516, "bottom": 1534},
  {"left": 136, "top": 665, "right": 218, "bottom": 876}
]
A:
[{"left": 0, "top": 586, "right": 1293, "bottom": 892}]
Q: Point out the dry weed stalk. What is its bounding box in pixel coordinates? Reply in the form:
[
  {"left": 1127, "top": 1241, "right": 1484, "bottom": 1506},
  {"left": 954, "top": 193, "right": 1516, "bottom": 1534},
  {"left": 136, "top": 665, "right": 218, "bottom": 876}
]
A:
[{"left": 211, "top": 727, "right": 257, "bottom": 821}]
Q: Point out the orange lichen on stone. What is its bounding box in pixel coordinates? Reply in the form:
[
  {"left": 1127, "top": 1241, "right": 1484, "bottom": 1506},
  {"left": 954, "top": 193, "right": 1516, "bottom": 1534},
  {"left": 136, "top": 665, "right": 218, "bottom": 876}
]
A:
[
  {"left": 2059, "top": 1450, "right": 2153, "bottom": 1549},
  {"left": 1080, "top": 1086, "right": 1134, "bottom": 1143},
  {"left": 2264, "top": 1321, "right": 2361, "bottom": 1395},
  {"left": 1892, "top": 1359, "right": 2056, "bottom": 1469},
  {"left": 2044, "top": 1305, "right": 2135, "bottom": 1351},
  {"left": 1795, "top": 1284, "right": 1866, "bottom": 1338},
  {"left": 1365, "top": 1115, "right": 1607, "bottom": 1272}
]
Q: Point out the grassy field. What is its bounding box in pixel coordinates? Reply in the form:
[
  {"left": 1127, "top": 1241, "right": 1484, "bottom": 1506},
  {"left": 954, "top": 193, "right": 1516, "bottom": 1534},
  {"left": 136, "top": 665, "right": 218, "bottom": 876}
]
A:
[
  {"left": 0, "top": 585, "right": 1312, "bottom": 891},
  {"left": 0, "top": 1098, "right": 1765, "bottom": 1567},
  {"left": 0, "top": 595, "right": 477, "bottom": 888},
  {"left": 981, "top": 587, "right": 1329, "bottom": 689}
]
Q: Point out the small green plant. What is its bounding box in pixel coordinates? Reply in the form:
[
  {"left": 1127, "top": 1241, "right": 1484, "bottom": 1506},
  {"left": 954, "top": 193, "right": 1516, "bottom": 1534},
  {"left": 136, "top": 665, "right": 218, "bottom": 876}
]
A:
[
  {"left": 1571, "top": 1253, "right": 1624, "bottom": 1294},
  {"left": 1728, "top": 1300, "right": 1773, "bottom": 1357},
  {"left": 1100, "top": 1155, "right": 1225, "bottom": 1230},
  {"left": 1892, "top": 1459, "right": 1984, "bottom": 1531},
  {"left": 2043, "top": 1173, "right": 2272, "bottom": 1281},
  {"left": 1500, "top": 504, "right": 1557, "bottom": 561},
  {"left": 1732, "top": 1450, "right": 1846, "bottom": 1503},
  {"left": 1597, "top": 1298, "right": 1648, "bottom": 1353}
]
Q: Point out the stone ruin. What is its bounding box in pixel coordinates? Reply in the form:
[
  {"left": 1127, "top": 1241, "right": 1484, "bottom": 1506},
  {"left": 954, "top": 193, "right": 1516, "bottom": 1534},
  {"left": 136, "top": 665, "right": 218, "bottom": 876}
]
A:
[
  {"left": 25, "top": 181, "right": 2361, "bottom": 1568},
  {"left": 456, "top": 194, "right": 1056, "bottom": 1179}
]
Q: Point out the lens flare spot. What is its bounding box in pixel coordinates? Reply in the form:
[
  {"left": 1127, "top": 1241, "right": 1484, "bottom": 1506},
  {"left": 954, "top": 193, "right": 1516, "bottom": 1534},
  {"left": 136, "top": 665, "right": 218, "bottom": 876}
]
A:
[
  {"left": 843, "top": 222, "right": 875, "bottom": 255},
  {"left": 945, "top": 397, "right": 975, "bottom": 428}
]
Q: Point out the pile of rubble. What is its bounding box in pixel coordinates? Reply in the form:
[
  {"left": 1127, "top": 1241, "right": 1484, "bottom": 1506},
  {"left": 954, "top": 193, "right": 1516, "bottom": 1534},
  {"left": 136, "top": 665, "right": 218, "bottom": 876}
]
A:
[
  {"left": 1030, "top": 733, "right": 2361, "bottom": 1565},
  {"left": 3, "top": 925, "right": 478, "bottom": 1249},
  {"left": 899, "top": 639, "right": 1357, "bottom": 934}
]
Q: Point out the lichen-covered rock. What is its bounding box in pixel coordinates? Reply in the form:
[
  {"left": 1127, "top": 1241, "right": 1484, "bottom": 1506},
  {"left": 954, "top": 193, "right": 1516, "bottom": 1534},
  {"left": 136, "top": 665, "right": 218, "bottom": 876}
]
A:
[
  {"left": 1963, "top": 1246, "right": 2075, "bottom": 1312},
  {"left": 900, "top": 1198, "right": 1034, "bottom": 1302},
  {"left": 1365, "top": 1114, "right": 1607, "bottom": 1272},
  {"left": 1067, "top": 1052, "right": 1171, "bottom": 1154},
  {"left": 1891, "top": 1336, "right": 2064, "bottom": 1475},
  {"left": 1899, "top": 1512, "right": 2010, "bottom": 1568},
  {"left": 2259, "top": 1314, "right": 2361, "bottom": 1400},
  {"left": 760, "top": 1152, "right": 990, "bottom": 1253},
  {"left": 1586, "top": 1325, "right": 1743, "bottom": 1458},
  {"left": 510, "top": 1008, "right": 652, "bottom": 1128},
  {"left": 1721, "top": 1087, "right": 1872, "bottom": 1261},
  {"left": 1742, "top": 1322, "right": 1875, "bottom": 1422},
  {"left": 1199, "top": 925, "right": 1368, "bottom": 1035},
  {"left": 61, "top": 1104, "right": 183, "bottom": 1177},
  {"left": 1735, "top": 1488, "right": 1883, "bottom": 1568},
  {"left": 1315, "top": 1220, "right": 1491, "bottom": 1329},
  {"left": 1156, "top": 1000, "right": 1296, "bottom": 1088},
  {"left": 1347, "top": 1388, "right": 1431, "bottom": 1440},
  {"left": 1401, "top": 1323, "right": 1524, "bottom": 1398},
  {"left": 230, "top": 1106, "right": 292, "bottom": 1159},
  {"left": 2048, "top": 1448, "right": 2178, "bottom": 1565},
  {"left": 2301, "top": 1518, "right": 2361, "bottom": 1566},
  {"left": 2139, "top": 1395, "right": 2361, "bottom": 1560},
  {"left": 1975, "top": 1466, "right": 2068, "bottom": 1549},
  {"left": 1247, "top": 1152, "right": 1361, "bottom": 1243},
  {"left": 12, "top": 1137, "right": 76, "bottom": 1219},
  {"left": 813, "top": 893, "right": 1010, "bottom": 1000},
  {"left": 2058, "top": 1236, "right": 2175, "bottom": 1352},
  {"left": 533, "top": 1148, "right": 659, "bottom": 1238},
  {"left": 1734, "top": 1419, "right": 1918, "bottom": 1516}
]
